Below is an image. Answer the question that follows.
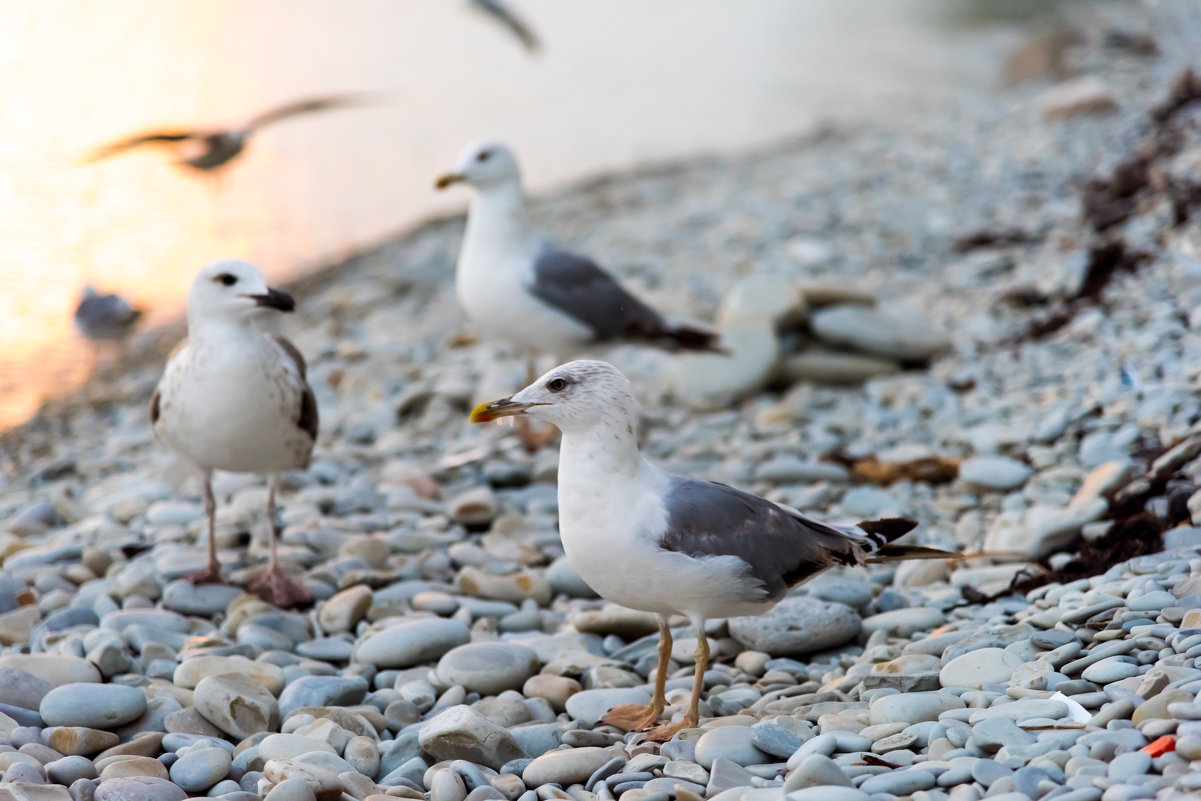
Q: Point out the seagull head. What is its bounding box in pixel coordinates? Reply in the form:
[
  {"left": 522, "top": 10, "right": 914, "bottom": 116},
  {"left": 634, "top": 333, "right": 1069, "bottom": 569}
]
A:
[
  {"left": 470, "top": 360, "right": 636, "bottom": 434},
  {"left": 188, "top": 258, "right": 295, "bottom": 324},
  {"left": 435, "top": 139, "right": 521, "bottom": 192}
]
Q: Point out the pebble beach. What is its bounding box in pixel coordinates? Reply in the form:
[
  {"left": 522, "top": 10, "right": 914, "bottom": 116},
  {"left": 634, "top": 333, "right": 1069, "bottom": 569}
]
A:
[{"left": 3, "top": 8, "right": 1201, "bottom": 801}]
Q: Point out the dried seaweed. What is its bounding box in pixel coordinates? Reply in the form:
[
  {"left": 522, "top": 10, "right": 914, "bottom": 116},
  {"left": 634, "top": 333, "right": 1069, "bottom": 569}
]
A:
[
  {"left": 822, "top": 452, "right": 961, "bottom": 486},
  {"left": 952, "top": 227, "right": 1040, "bottom": 253}
]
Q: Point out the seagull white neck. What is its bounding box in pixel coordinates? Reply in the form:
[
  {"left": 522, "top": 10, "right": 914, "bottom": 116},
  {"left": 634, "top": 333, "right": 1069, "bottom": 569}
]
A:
[
  {"left": 187, "top": 314, "right": 260, "bottom": 350},
  {"left": 557, "top": 410, "right": 646, "bottom": 490},
  {"left": 465, "top": 181, "right": 530, "bottom": 252}
]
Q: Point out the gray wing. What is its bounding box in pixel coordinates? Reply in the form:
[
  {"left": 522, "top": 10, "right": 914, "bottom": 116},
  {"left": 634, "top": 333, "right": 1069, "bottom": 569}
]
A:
[
  {"left": 527, "top": 248, "right": 668, "bottom": 342},
  {"left": 658, "top": 476, "right": 868, "bottom": 602}
]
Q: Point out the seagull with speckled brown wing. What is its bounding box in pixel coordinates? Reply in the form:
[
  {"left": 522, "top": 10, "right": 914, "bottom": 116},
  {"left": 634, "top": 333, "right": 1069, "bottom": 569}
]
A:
[{"left": 150, "top": 259, "right": 318, "bottom": 608}]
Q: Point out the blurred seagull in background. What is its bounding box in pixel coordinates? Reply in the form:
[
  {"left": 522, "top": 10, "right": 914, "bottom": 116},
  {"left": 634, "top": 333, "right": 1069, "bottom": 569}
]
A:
[
  {"left": 151, "top": 259, "right": 318, "bottom": 608},
  {"left": 469, "top": 0, "right": 541, "bottom": 52},
  {"left": 436, "top": 140, "right": 721, "bottom": 447},
  {"left": 74, "top": 285, "right": 142, "bottom": 343},
  {"left": 85, "top": 93, "right": 378, "bottom": 174},
  {"left": 471, "top": 360, "right": 958, "bottom": 741}
]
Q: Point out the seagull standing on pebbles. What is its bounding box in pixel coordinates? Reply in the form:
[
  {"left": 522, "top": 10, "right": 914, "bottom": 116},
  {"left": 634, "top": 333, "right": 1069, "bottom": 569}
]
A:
[
  {"left": 471, "top": 360, "right": 956, "bottom": 741},
  {"left": 438, "top": 141, "right": 720, "bottom": 448},
  {"left": 151, "top": 259, "right": 318, "bottom": 608}
]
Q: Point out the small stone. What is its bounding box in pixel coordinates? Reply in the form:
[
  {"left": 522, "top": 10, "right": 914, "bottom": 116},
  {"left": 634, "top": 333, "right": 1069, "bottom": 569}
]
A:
[
  {"left": 782, "top": 754, "right": 853, "bottom": 792},
  {"left": 958, "top": 457, "right": 1032, "bottom": 491},
  {"left": 278, "top": 675, "right": 367, "bottom": 718},
  {"left": 193, "top": 674, "right": 280, "bottom": 739},
  {"left": 522, "top": 674, "right": 580, "bottom": 713},
  {"left": 47, "top": 727, "right": 120, "bottom": 757},
  {"left": 1039, "top": 75, "right": 1118, "bottom": 120},
  {"left": 93, "top": 776, "right": 187, "bottom": 801},
  {"left": 169, "top": 746, "right": 232, "bottom": 793},
  {"left": 869, "top": 693, "right": 965, "bottom": 725},
  {"left": 160, "top": 581, "right": 242, "bottom": 615},
  {"left": 670, "top": 320, "right": 779, "bottom": 408},
  {"left": 546, "top": 555, "right": 598, "bottom": 598},
  {"left": 418, "top": 705, "right": 527, "bottom": 770},
  {"left": 565, "top": 688, "right": 650, "bottom": 727},
  {"left": 522, "top": 747, "right": 612, "bottom": 786},
  {"left": 40, "top": 684, "right": 147, "bottom": 729},
  {"left": 1108, "top": 751, "right": 1152, "bottom": 782},
  {"left": 940, "top": 648, "right": 1023, "bottom": 689},
  {"left": 728, "top": 598, "right": 859, "bottom": 656},
  {"left": 0, "top": 655, "right": 102, "bottom": 687},
  {"left": 354, "top": 618, "right": 471, "bottom": 668},
  {"left": 318, "top": 586, "right": 373, "bottom": 634},
  {"left": 435, "top": 642, "right": 540, "bottom": 695},
  {"left": 694, "top": 726, "right": 770, "bottom": 769},
  {"left": 258, "top": 734, "right": 337, "bottom": 762},
  {"left": 173, "top": 655, "right": 286, "bottom": 695},
  {"left": 858, "top": 768, "right": 936, "bottom": 796},
  {"left": 456, "top": 567, "right": 552, "bottom": 606},
  {"left": 101, "top": 756, "right": 170, "bottom": 782},
  {"left": 810, "top": 304, "right": 949, "bottom": 362},
  {"left": 45, "top": 755, "right": 98, "bottom": 786},
  {"left": 1081, "top": 657, "right": 1140, "bottom": 684},
  {"left": 0, "top": 667, "right": 54, "bottom": 710},
  {"left": 860, "top": 607, "right": 943, "bottom": 639},
  {"left": 449, "top": 486, "right": 498, "bottom": 526},
  {"left": 263, "top": 777, "right": 318, "bottom": 801}
]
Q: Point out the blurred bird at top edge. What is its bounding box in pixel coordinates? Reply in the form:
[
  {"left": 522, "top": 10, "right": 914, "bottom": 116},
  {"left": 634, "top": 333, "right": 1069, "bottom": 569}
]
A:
[
  {"left": 470, "top": 0, "right": 541, "bottom": 53},
  {"left": 82, "top": 92, "right": 382, "bottom": 175}
]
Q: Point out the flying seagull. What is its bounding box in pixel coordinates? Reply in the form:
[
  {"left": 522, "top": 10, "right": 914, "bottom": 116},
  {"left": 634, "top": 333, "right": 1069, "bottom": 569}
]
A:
[
  {"left": 86, "top": 93, "right": 376, "bottom": 173},
  {"left": 74, "top": 285, "right": 142, "bottom": 342},
  {"left": 469, "top": 0, "right": 541, "bottom": 52},
  {"left": 437, "top": 140, "right": 721, "bottom": 447},
  {"left": 471, "top": 360, "right": 957, "bottom": 741},
  {"left": 151, "top": 258, "right": 318, "bottom": 608}
]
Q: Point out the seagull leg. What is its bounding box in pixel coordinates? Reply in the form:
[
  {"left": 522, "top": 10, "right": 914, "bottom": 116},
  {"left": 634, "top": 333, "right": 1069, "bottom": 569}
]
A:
[
  {"left": 246, "top": 474, "right": 313, "bottom": 608},
  {"left": 646, "top": 621, "right": 709, "bottom": 742},
  {"left": 516, "top": 355, "right": 558, "bottom": 452},
  {"left": 602, "top": 616, "right": 672, "bottom": 731},
  {"left": 187, "top": 471, "right": 227, "bottom": 585}
]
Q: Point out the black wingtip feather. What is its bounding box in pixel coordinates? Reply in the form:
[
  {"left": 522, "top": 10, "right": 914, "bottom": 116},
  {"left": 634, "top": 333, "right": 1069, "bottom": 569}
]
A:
[
  {"left": 664, "top": 324, "right": 726, "bottom": 354},
  {"left": 858, "top": 517, "right": 919, "bottom": 542}
]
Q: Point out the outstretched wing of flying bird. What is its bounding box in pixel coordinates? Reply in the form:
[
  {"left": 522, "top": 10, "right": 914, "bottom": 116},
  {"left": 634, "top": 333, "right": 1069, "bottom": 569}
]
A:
[
  {"left": 85, "top": 131, "right": 201, "bottom": 162},
  {"left": 470, "top": 0, "right": 541, "bottom": 52},
  {"left": 245, "top": 93, "right": 378, "bottom": 132}
]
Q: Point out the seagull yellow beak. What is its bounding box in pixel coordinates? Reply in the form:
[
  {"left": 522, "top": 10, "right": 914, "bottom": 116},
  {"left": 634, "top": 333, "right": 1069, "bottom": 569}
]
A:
[
  {"left": 469, "top": 397, "right": 546, "bottom": 423},
  {"left": 435, "top": 173, "right": 466, "bottom": 190}
]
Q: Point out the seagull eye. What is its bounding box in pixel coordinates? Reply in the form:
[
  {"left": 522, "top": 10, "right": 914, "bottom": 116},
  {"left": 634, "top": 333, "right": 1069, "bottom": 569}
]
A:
[
  {"left": 547, "top": 378, "right": 568, "bottom": 392},
  {"left": 214, "top": 273, "right": 238, "bottom": 287},
  {"left": 476, "top": 151, "right": 491, "bottom": 163}
]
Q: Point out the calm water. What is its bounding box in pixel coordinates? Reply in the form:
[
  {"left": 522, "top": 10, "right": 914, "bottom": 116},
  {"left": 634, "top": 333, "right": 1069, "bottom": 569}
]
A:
[{"left": 0, "top": 0, "right": 1066, "bottom": 429}]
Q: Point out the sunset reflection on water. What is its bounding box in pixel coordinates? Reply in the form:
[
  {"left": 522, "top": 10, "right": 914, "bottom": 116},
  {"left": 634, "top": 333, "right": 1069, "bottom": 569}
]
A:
[{"left": 0, "top": 0, "right": 1042, "bottom": 430}]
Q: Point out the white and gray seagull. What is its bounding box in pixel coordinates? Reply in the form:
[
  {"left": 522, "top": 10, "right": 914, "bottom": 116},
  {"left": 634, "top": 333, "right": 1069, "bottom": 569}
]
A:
[
  {"left": 438, "top": 140, "right": 721, "bottom": 448},
  {"left": 471, "top": 360, "right": 956, "bottom": 741},
  {"left": 151, "top": 258, "right": 318, "bottom": 608}
]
